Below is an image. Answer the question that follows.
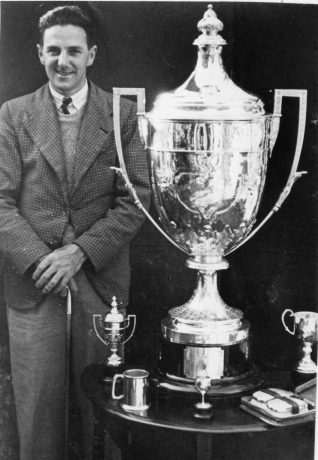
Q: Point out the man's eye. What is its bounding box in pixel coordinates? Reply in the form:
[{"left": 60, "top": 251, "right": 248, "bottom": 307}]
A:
[
  {"left": 47, "top": 49, "right": 60, "bottom": 56},
  {"left": 69, "top": 50, "right": 81, "bottom": 56}
]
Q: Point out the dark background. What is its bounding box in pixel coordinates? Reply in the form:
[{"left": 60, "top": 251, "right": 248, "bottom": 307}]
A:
[{"left": 0, "top": 0, "right": 317, "bottom": 393}]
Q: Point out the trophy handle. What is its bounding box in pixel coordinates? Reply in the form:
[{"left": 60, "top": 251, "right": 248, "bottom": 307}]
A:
[
  {"left": 112, "top": 87, "right": 188, "bottom": 255},
  {"left": 92, "top": 314, "right": 109, "bottom": 346},
  {"left": 112, "top": 374, "right": 124, "bottom": 400},
  {"left": 227, "top": 89, "right": 308, "bottom": 255},
  {"left": 122, "top": 314, "right": 136, "bottom": 346},
  {"left": 282, "top": 308, "right": 296, "bottom": 335}
]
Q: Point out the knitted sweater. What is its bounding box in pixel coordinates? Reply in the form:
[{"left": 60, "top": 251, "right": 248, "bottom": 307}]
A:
[{"left": 58, "top": 108, "right": 85, "bottom": 195}]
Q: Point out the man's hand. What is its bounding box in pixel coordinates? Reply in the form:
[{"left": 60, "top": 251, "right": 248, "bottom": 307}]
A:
[{"left": 32, "top": 244, "right": 87, "bottom": 295}]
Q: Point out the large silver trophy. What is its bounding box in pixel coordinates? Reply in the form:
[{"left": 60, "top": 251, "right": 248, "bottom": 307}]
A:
[{"left": 113, "top": 5, "right": 307, "bottom": 394}]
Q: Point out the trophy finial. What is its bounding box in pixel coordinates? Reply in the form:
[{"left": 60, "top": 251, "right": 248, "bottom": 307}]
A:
[
  {"left": 194, "top": 4, "right": 227, "bottom": 47},
  {"left": 105, "top": 295, "right": 124, "bottom": 322},
  {"left": 111, "top": 296, "right": 118, "bottom": 311}
]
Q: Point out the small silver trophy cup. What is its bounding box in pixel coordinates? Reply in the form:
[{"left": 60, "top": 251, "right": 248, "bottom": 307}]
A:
[
  {"left": 112, "top": 5, "right": 307, "bottom": 393},
  {"left": 93, "top": 296, "right": 136, "bottom": 367},
  {"left": 194, "top": 374, "right": 213, "bottom": 419},
  {"left": 282, "top": 309, "right": 318, "bottom": 374}
]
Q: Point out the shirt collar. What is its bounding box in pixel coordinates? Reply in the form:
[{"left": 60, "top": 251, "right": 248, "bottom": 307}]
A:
[{"left": 49, "top": 81, "right": 89, "bottom": 112}]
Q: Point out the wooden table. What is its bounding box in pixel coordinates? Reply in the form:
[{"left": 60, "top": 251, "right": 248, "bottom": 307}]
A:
[{"left": 81, "top": 364, "right": 315, "bottom": 460}]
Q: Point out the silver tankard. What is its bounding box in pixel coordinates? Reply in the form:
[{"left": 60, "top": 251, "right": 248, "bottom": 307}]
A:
[{"left": 112, "top": 368, "right": 150, "bottom": 411}]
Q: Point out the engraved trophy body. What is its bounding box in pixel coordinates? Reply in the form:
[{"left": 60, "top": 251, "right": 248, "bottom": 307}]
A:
[
  {"left": 112, "top": 5, "right": 307, "bottom": 394},
  {"left": 93, "top": 296, "right": 136, "bottom": 368}
]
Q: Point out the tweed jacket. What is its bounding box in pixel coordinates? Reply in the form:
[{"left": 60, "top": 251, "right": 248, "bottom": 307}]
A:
[{"left": 0, "top": 82, "right": 150, "bottom": 310}]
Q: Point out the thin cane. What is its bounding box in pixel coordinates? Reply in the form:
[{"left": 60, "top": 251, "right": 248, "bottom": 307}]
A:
[{"left": 65, "top": 286, "right": 72, "bottom": 460}]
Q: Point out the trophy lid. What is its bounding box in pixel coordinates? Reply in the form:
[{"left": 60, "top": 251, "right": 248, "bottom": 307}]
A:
[
  {"left": 105, "top": 296, "right": 125, "bottom": 323},
  {"left": 149, "top": 4, "right": 265, "bottom": 121}
]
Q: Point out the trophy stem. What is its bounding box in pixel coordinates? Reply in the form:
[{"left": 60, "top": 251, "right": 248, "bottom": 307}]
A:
[
  {"left": 160, "top": 258, "right": 253, "bottom": 383},
  {"left": 107, "top": 346, "right": 123, "bottom": 367},
  {"left": 169, "top": 258, "right": 243, "bottom": 330},
  {"left": 295, "top": 341, "right": 317, "bottom": 374}
]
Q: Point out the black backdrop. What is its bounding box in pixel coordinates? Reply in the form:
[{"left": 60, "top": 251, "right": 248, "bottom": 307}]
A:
[{"left": 0, "top": 1, "right": 317, "bottom": 372}]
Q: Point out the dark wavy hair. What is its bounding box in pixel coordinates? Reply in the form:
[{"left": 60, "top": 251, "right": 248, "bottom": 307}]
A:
[{"left": 38, "top": 5, "right": 96, "bottom": 48}]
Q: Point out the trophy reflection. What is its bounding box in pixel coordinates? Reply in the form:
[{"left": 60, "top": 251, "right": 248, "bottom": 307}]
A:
[
  {"left": 282, "top": 309, "right": 318, "bottom": 374},
  {"left": 93, "top": 296, "right": 136, "bottom": 367}
]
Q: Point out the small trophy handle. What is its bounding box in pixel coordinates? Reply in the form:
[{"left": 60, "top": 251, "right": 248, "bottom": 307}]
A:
[
  {"left": 121, "top": 314, "right": 136, "bottom": 346},
  {"left": 281, "top": 308, "right": 296, "bottom": 335},
  {"left": 112, "top": 374, "right": 124, "bottom": 399},
  {"left": 227, "top": 89, "right": 307, "bottom": 255},
  {"left": 112, "top": 87, "right": 188, "bottom": 255},
  {"left": 92, "top": 314, "right": 109, "bottom": 347}
]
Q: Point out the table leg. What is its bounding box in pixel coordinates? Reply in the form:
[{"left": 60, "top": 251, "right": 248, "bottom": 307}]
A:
[
  {"left": 104, "top": 430, "right": 122, "bottom": 460},
  {"left": 196, "top": 433, "right": 212, "bottom": 460}
]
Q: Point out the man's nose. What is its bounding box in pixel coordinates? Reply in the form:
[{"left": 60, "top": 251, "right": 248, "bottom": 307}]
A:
[{"left": 57, "top": 52, "right": 69, "bottom": 67}]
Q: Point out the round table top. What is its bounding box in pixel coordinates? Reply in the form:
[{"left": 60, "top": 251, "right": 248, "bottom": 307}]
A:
[{"left": 81, "top": 364, "right": 315, "bottom": 435}]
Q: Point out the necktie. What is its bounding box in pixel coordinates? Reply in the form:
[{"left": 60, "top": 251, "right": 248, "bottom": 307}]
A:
[{"left": 60, "top": 97, "right": 72, "bottom": 114}]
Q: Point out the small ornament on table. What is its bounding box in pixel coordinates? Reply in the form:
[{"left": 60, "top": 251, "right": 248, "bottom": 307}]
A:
[{"left": 193, "top": 366, "right": 213, "bottom": 419}]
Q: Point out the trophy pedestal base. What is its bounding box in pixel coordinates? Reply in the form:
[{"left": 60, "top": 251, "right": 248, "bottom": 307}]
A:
[
  {"left": 152, "top": 368, "right": 262, "bottom": 398},
  {"left": 101, "top": 362, "right": 127, "bottom": 383},
  {"left": 156, "top": 320, "right": 262, "bottom": 396},
  {"left": 291, "top": 369, "right": 317, "bottom": 388}
]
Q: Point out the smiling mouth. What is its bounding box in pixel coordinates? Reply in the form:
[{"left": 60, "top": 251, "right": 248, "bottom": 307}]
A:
[{"left": 56, "top": 71, "right": 74, "bottom": 76}]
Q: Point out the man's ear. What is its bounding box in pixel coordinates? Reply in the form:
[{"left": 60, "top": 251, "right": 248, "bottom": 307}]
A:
[
  {"left": 87, "top": 45, "right": 97, "bottom": 67},
  {"left": 37, "top": 44, "right": 45, "bottom": 65}
]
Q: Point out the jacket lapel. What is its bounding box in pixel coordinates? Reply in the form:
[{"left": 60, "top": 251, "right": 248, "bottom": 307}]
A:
[
  {"left": 24, "top": 84, "right": 68, "bottom": 197},
  {"left": 23, "top": 82, "right": 114, "bottom": 197},
  {"left": 72, "top": 83, "right": 114, "bottom": 193}
]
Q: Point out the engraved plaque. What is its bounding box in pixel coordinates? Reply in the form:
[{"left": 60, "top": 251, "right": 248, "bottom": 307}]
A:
[{"left": 184, "top": 346, "right": 224, "bottom": 379}]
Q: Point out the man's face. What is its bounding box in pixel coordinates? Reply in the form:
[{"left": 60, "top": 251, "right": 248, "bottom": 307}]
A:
[{"left": 37, "top": 25, "right": 97, "bottom": 96}]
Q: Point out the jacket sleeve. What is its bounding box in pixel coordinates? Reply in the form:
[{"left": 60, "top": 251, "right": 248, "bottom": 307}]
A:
[
  {"left": 73, "top": 102, "right": 151, "bottom": 272},
  {"left": 0, "top": 102, "right": 51, "bottom": 275}
]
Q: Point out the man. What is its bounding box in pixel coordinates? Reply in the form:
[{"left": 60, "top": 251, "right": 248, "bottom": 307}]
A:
[{"left": 0, "top": 5, "right": 150, "bottom": 460}]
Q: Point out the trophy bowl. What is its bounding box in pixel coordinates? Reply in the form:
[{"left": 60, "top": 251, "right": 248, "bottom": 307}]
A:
[{"left": 112, "top": 5, "right": 307, "bottom": 394}]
